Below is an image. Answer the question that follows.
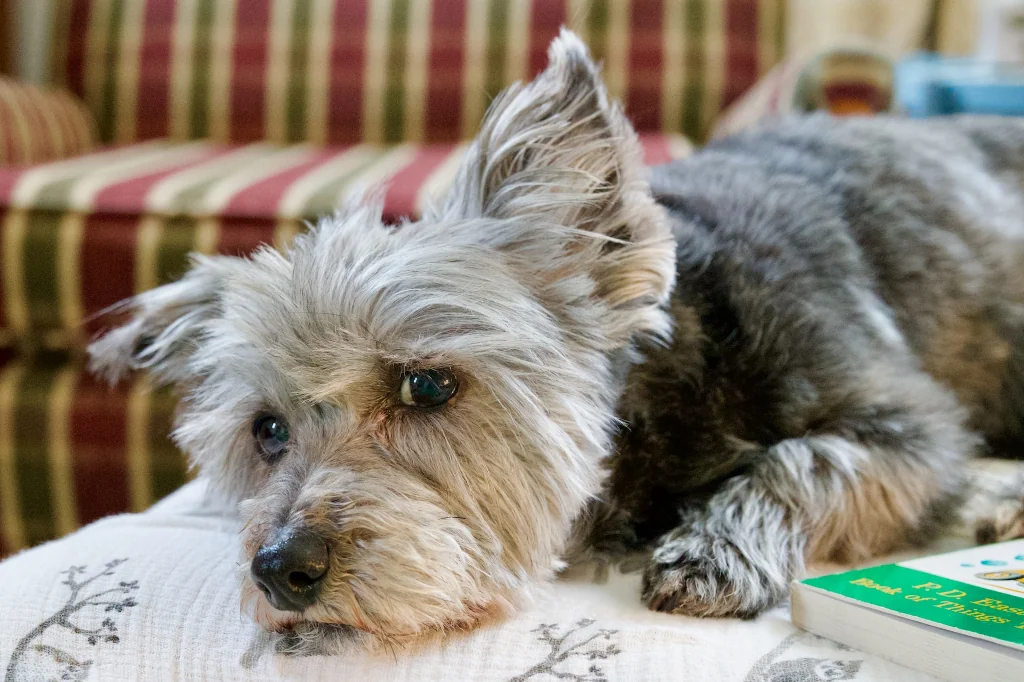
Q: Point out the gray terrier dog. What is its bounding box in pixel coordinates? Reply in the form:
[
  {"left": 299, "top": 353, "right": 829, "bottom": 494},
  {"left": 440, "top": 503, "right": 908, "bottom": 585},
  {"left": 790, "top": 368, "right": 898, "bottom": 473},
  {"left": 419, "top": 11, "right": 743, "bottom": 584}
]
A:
[{"left": 89, "top": 31, "right": 1024, "bottom": 650}]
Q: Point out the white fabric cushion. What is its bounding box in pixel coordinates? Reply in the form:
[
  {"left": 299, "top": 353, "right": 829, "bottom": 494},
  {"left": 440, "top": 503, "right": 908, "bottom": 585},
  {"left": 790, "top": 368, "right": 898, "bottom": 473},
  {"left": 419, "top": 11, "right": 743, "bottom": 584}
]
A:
[{"left": 0, "top": 480, "right": 958, "bottom": 682}]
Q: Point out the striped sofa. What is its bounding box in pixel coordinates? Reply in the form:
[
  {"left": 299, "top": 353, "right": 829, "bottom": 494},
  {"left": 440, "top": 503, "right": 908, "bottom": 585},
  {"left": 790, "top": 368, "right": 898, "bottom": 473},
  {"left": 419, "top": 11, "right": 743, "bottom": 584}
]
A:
[{"left": 0, "top": 0, "right": 788, "bottom": 557}]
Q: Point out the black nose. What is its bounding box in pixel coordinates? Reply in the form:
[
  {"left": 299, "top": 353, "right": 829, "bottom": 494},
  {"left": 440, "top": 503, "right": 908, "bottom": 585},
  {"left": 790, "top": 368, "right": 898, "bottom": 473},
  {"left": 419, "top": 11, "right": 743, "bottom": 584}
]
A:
[{"left": 250, "top": 528, "right": 329, "bottom": 612}]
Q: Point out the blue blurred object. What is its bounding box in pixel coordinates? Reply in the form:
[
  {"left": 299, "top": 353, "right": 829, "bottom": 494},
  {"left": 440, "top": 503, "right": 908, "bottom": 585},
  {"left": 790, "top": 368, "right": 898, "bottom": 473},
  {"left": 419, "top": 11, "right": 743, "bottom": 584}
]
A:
[{"left": 896, "top": 53, "right": 1024, "bottom": 117}]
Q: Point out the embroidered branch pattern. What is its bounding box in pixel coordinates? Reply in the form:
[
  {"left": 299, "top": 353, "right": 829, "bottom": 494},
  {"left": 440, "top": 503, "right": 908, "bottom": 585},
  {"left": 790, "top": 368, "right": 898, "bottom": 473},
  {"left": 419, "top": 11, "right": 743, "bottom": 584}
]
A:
[
  {"left": 5, "top": 559, "right": 139, "bottom": 682},
  {"left": 510, "top": 618, "right": 621, "bottom": 682}
]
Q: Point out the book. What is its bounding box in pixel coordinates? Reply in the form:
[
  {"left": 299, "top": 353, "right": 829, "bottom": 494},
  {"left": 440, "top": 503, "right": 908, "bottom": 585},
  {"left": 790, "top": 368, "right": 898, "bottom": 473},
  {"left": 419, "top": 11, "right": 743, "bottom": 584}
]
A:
[{"left": 791, "top": 539, "right": 1024, "bottom": 682}]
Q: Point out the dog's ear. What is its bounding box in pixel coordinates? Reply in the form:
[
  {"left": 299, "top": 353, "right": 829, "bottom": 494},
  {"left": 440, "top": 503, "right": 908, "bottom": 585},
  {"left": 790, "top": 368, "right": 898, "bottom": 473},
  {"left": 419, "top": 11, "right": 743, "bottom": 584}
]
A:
[
  {"left": 432, "top": 30, "right": 675, "bottom": 346},
  {"left": 88, "top": 255, "right": 232, "bottom": 385}
]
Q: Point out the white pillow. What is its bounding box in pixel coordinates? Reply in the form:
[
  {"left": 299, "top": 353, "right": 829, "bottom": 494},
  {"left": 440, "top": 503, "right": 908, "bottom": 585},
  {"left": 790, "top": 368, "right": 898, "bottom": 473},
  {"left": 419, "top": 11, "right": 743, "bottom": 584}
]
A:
[{"left": 0, "top": 481, "right": 940, "bottom": 682}]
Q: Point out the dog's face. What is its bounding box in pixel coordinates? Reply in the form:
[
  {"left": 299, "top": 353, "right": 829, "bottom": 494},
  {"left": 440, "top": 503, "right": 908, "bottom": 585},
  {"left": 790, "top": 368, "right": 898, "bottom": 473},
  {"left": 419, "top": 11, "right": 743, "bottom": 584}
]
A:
[{"left": 89, "top": 32, "right": 674, "bottom": 646}]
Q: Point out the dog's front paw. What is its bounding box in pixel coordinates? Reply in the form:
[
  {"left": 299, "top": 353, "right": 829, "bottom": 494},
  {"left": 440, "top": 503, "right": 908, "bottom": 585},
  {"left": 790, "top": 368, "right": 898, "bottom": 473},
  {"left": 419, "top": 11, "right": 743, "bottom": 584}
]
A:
[{"left": 641, "top": 527, "right": 789, "bottom": 619}]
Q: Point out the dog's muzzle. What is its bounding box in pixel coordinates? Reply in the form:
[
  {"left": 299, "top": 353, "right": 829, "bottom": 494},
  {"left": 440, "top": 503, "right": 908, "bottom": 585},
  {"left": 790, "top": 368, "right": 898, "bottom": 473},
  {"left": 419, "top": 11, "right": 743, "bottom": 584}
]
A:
[{"left": 250, "top": 526, "right": 329, "bottom": 611}]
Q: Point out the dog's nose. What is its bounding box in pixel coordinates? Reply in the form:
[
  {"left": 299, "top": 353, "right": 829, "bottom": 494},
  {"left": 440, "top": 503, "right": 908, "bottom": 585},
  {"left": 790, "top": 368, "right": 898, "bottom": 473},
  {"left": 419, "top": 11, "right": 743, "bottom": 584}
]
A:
[{"left": 250, "top": 527, "right": 329, "bottom": 611}]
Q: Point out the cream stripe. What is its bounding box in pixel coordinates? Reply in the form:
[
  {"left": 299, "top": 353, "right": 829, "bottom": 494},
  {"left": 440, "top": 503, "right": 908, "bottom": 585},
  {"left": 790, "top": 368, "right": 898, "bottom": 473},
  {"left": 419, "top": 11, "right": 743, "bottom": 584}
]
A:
[
  {"left": 134, "top": 215, "right": 164, "bottom": 294},
  {"left": 0, "top": 362, "right": 26, "bottom": 550},
  {"left": 604, "top": 0, "right": 630, "bottom": 101},
  {"left": 47, "top": 366, "right": 80, "bottom": 537},
  {"left": 114, "top": 0, "right": 147, "bottom": 144},
  {"left": 2, "top": 211, "right": 29, "bottom": 340},
  {"left": 273, "top": 219, "right": 303, "bottom": 251},
  {"left": 194, "top": 217, "right": 220, "bottom": 255},
  {"left": 198, "top": 145, "right": 317, "bottom": 215},
  {"left": 263, "top": 0, "right": 294, "bottom": 143},
  {"left": 414, "top": 143, "right": 468, "bottom": 215},
  {"left": 56, "top": 213, "right": 85, "bottom": 349},
  {"left": 126, "top": 377, "right": 152, "bottom": 512},
  {"left": 661, "top": 0, "right": 686, "bottom": 133},
  {"left": 362, "top": 0, "right": 392, "bottom": 144},
  {"left": 209, "top": 0, "right": 239, "bottom": 142},
  {"left": 306, "top": 0, "right": 337, "bottom": 146},
  {"left": 701, "top": 0, "right": 727, "bottom": 137},
  {"left": 9, "top": 141, "right": 176, "bottom": 208},
  {"left": 169, "top": 0, "right": 200, "bottom": 139},
  {"left": 65, "top": 143, "right": 213, "bottom": 211},
  {"left": 504, "top": 0, "right": 531, "bottom": 84},
  {"left": 757, "top": 0, "right": 782, "bottom": 75},
  {"left": 459, "top": 0, "right": 489, "bottom": 140},
  {"left": 336, "top": 144, "right": 417, "bottom": 207},
  {"left": 403, "top": 0, "right": 433, "bottom": 143},
  {"left": 143, "top": 144, "right": 278, "bottom": 213},
  {"left": 567, "top": 0, "right": 589, "bottom": 38},
  {"left": 277, "top": 145, "right": 378, "bottom": 217},
  {"left": 666, "top": 133, "right": 695, "bottom": 159},
  {"left": 83, "top": 0, "right": 114, "bottom": 118}
]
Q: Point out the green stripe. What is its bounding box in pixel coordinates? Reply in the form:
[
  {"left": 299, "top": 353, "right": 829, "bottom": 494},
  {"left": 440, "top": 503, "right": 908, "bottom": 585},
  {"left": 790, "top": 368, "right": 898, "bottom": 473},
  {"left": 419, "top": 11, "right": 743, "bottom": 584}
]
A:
[
  {"left": 682, "top": 0, "right": 706, "bottom": 140},
  {"left": 301, "top": 151, "right": 386, "bottom": 218},
  {"left": 286, "top": 0, "right": 314, "bottom": 143},
  {"left": 586, "top": 0, "right": 609, "bottom": 62},
  {"left": 382, "top": 0, "right": 411, "bottom": 143},
  {"left": 149, "top": 385, "right": 189, "bottom": 502},
  {"left": 803, "top": 564, "right": 1024, "bottom": 646},
  {"left": 775, "top": 0, "right": 787, "bottom": 68},
  {"left": 484, "top": 0, "right": 509, "bottom": 99},
  {"left": 188, "top": 0, "right": 216, "bottom": 139},
  {"left": 97, "top": 0, "right": 125, "bottom": 143},
  {"left": 14, "top": 357, "right": 61, "bottom": 547},
  {"left": 156, "top": 216, "right": 199, "bottom": 285},
  {"left": 22, "top": 211, "right": 63, "bottom": 334}
]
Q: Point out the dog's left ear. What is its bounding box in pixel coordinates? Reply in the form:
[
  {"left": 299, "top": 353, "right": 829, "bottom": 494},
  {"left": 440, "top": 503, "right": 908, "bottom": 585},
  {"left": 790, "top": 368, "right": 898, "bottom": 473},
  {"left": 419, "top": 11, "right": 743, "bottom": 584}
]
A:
[
  {"left": 88, "top": 255, "right": 234, "bottom": 385},
  {"left": 432, "top": 29, "right": 675, "bottom": 347}
]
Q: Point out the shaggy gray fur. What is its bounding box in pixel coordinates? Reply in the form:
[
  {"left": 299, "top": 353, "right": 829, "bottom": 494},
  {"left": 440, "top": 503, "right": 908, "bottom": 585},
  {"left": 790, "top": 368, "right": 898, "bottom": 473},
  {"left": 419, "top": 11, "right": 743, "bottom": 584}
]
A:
[{"left": 88, "top": 31, "right": 1024, "bottom": 650}]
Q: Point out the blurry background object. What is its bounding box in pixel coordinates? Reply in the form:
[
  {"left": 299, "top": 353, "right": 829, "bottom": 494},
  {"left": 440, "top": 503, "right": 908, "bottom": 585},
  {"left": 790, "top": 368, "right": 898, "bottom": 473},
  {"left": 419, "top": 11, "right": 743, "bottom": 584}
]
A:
[{"left": 977, "top": 0, "right": 1024, "bottom": 62}]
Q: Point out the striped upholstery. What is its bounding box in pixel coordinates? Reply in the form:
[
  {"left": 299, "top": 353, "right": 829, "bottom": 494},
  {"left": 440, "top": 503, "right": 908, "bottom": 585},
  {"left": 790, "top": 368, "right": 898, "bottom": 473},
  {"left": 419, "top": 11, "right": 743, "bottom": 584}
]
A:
[
  {"left": 0, "top": 134, "right": 691, "bottom": 353},
  {"left": 0, "top": 76, "right": 97, "bottom": 166},
  {"left": 0, "top": 351, "right": 186, "bottom": 556},
  {"left": 48, "top": 0, "right": 786, "bottom": 145}
]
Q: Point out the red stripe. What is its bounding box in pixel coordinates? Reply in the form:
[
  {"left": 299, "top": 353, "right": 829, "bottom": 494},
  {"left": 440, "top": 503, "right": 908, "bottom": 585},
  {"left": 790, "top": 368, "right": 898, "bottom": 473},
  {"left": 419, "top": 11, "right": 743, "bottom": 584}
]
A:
[
  {"left": 527, "top": 0, "right": 565, "bottom": 77},
  {"left": 327, "top": 0, "right": 368, "bottom": 145},
  {"left": 230, "top": 0, "right": 272, "bottom": 142},
  {"left": 91, "top": 145, "right": 231, "bottom": 212},
  {"left": 135, "top": 0, "right": 175, "bottom": 141},
  {"left": 638, "top": 133, "right": 673, "bottom": 166},
  {"left": 423, "top": 0, "right": 466, "bottom": 143},
  {"left": 221, "top": 149, "right": 334, "bottom": 217},
  {"left": 0, "top": 167, "right": 25, "bottom": 204},
  {"left": 70, "top": 370, "right": 130, "bottom": 525},
  {"left": 64, "top": 0, "right": 94, "bottom": 97},
  {"left": 723, "top": 0, "right": 761, "bottom": 110},
  {"left": 626, "top": 0, "right": 665, "bottom": 132},
  {"left": 80, "top": 214, "right": 142, "bottom": 332},
  {"left": 381, "top": 146, "right": 452, "bottom": 222},
  {"left": 217, "top": 216, "right": 277, "bottom": 257}
]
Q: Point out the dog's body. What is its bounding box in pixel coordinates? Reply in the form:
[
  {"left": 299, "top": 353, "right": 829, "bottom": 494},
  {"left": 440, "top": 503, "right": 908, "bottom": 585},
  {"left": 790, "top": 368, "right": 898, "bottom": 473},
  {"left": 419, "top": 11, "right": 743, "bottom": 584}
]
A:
[
  {"left": 604, "top": 115, "right": 1024, "bottom": 616},
  {"left": 88, "top": 32, "right": 1024, "bottom": 651}
]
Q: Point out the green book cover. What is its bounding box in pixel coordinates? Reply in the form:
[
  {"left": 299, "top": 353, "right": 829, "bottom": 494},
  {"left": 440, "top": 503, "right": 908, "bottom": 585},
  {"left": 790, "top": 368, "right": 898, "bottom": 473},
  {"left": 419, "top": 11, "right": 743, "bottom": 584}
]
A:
[{"left": 799, "top": 539, "right": 1024, "bottom": 651}]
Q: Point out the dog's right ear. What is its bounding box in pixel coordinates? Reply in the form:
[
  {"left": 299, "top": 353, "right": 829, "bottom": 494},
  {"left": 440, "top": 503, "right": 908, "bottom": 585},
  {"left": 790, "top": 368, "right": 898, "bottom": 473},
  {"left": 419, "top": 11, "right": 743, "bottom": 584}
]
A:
[{"left": 88, "top": 255, "right": 231, "bottom": 386}]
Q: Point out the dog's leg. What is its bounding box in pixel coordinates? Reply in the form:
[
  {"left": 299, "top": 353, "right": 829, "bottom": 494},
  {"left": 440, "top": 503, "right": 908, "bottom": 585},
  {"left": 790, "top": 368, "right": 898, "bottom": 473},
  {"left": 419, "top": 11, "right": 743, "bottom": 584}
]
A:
[{"left": 642, "top": 376, "right": 976, "bottom": 618}]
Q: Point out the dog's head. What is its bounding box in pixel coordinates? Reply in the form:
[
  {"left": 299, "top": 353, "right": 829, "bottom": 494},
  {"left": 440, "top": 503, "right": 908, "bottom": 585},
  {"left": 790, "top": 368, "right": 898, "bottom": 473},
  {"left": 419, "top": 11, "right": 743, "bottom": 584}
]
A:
[{"left": 88, "top": 31, "right": 674, "bottom": 646}]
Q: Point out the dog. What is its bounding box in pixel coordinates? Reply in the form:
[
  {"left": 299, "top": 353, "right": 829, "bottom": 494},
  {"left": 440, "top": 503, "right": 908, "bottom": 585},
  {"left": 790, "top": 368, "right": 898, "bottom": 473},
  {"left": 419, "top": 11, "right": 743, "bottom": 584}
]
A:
[{"left": 88, "top": 30, "right": 1024, "bottom": 651}]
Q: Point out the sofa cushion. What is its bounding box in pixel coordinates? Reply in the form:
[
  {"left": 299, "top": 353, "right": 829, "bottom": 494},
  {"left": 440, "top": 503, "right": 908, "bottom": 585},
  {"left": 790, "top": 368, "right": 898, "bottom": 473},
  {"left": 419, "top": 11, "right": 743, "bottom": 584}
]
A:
[
  {"left": 0, "top": 480, "right": 944, "bottom": 682},
  {"left": 41, "top": 0, "right": 786, "bottom": 146},
  {"left": 0, "top": 134, "right": 691, "bottom": 351}
]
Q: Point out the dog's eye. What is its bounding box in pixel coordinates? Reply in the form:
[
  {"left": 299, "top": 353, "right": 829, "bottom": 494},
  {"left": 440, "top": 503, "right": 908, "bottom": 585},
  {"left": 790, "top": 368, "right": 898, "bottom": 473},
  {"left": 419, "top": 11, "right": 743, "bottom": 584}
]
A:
[
  {"left": 399, "top": 368, "right": 458, "bottom": 407},
  {"left": 253, "top": 414, "right": 290, "bottom": 462}
]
